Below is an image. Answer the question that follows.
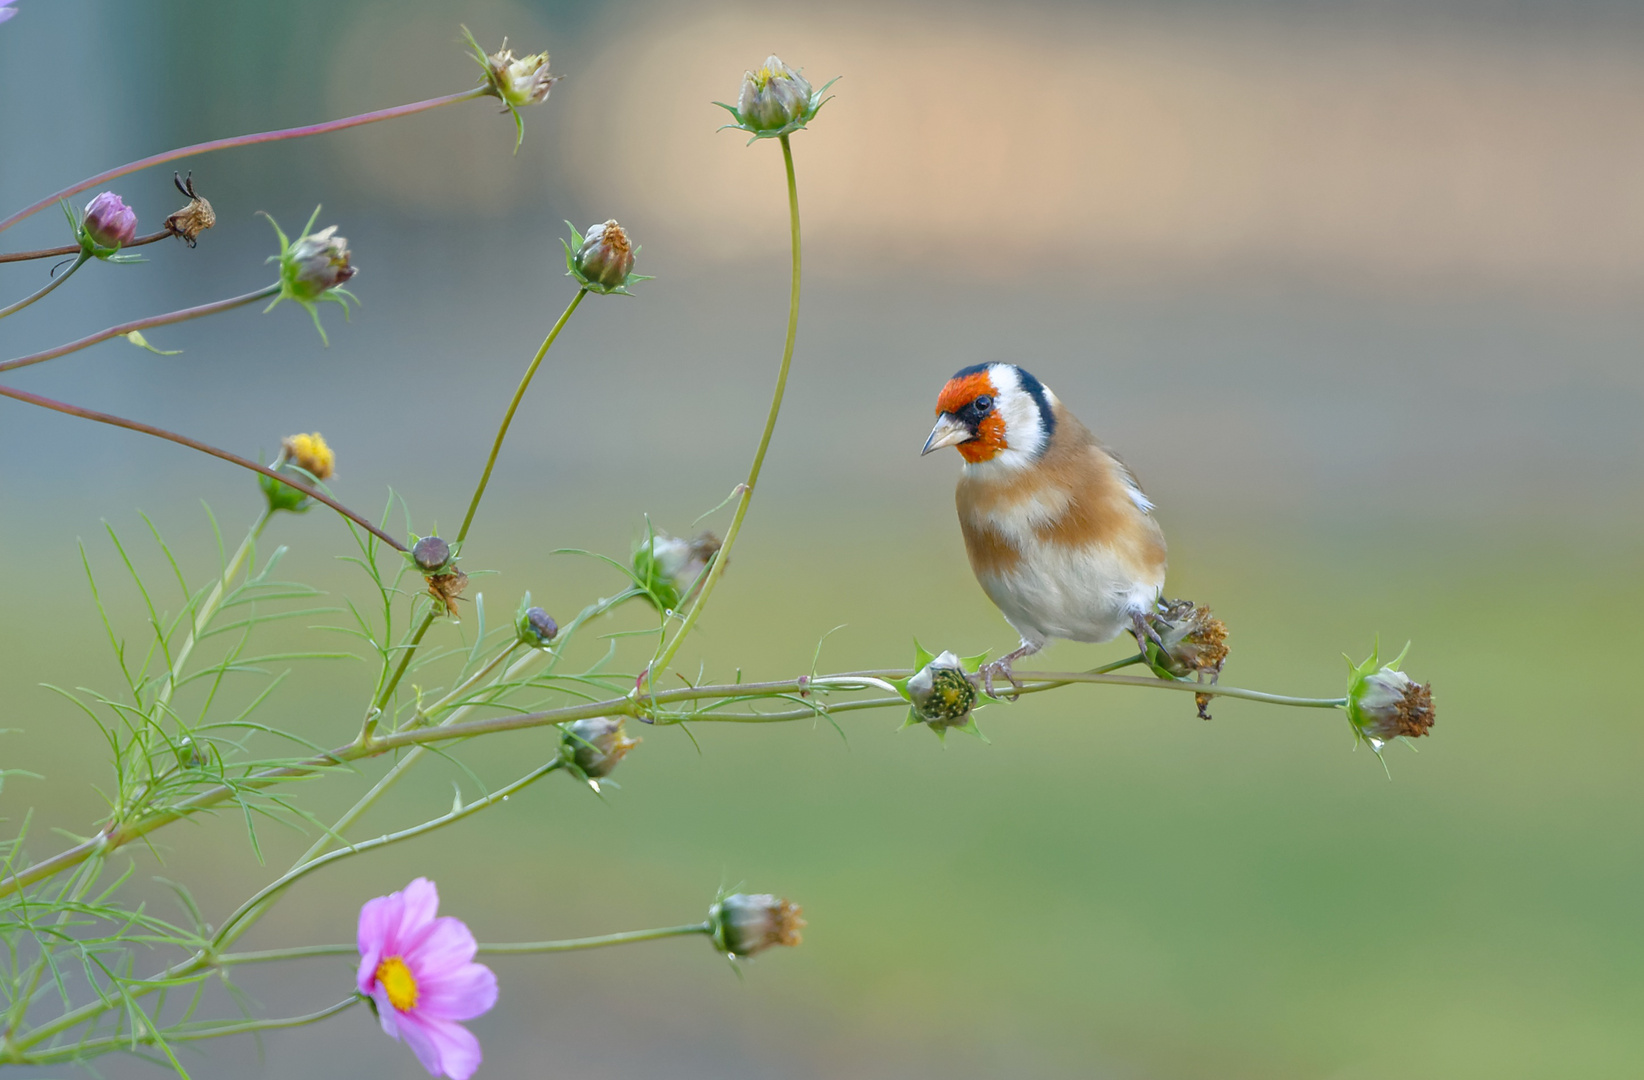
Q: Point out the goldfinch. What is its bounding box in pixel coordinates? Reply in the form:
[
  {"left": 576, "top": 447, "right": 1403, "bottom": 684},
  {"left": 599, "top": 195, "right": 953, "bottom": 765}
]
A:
[{"left": 921, "top": 363, "right": 1168, "bottom": 693}]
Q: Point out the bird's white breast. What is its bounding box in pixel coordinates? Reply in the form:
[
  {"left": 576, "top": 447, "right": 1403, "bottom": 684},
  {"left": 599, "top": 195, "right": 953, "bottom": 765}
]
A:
[{"left": 967, "top": 500, "right": 1163, "bottom": 647}]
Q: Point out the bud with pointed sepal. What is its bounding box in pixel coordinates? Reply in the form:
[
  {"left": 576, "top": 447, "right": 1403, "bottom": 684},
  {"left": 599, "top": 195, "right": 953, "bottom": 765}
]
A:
[
  {"left": 464, "top": 27, "right": 560, "bottom": 151},
  {"left": 563, "top": 219, "right": 653, "bottom": 295},
  {"left": 633, "top": 529, "right": 721, "bottom": 612},
  {"left": 1132, "top": 598, "right": 1229, "bottom": 685},
  {"left": 261, "top": 207, "right": 359, "bottom": 344},
  {"left": 708, "top": 892, "right": 805, "bottom": 959},
  {"left": 715, "top": 54, "right": 837, "bottom": 141},
  {"left": 892, "top": 642, "right": 989, "bottom": 742},
  {"left": 515, "top": 592, "right": 559, "bottom": 647},
  {"left": 1344, "top": 642, "right": 1435, "bottom": 752},
  {"left": 559, "top": 715, "right": 639, "bottom": 790},
  {"left": 259, "top": 431, "right": 335, "bottom": 513}
]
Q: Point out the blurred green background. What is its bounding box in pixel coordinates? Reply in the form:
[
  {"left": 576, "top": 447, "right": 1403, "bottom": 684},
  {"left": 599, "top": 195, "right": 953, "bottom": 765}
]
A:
[{"left": 3, "top": 1, "right": 1644, "bottom": 1077}]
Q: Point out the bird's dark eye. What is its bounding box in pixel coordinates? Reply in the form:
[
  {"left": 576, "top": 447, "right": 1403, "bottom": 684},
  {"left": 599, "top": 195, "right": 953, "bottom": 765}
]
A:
[{"left": 972, "top": 395, "right": 993, "bottom": 414}]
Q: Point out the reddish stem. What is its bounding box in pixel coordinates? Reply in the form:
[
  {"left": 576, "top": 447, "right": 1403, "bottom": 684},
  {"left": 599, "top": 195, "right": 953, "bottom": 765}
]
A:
[
  {"left": 0, "top": 285, "right": 278, "bottom": 374},
  {"left": 0, "top": 382, "right": 406, "bottom": 551},
  {"left": 0, "top": 88, "right": 487, "bottom": 236},
  {"left": 0, "top": 228, "right": 176, "bottom": 264}
]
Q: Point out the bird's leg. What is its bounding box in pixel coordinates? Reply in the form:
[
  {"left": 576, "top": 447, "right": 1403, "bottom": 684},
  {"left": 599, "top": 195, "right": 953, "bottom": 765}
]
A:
[
  {"left": 981, "top": 640, "right": 1041, "bottom": 700},
  {"left": 1131, "top": 610, "right": 1165, "bottom": 657}
]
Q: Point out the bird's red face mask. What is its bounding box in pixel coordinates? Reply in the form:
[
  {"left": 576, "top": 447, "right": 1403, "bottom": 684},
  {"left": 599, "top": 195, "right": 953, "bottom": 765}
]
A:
[{"left": 923, "top": 372, "right": 1006, "bottom": 463}]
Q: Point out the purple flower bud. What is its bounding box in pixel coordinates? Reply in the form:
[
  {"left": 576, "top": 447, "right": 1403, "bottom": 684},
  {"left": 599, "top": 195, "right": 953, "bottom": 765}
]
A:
[
  {"left": 524, "top": 606, "right": 558, "bottom": 643},
  {"left": 82, "top": 192, "right": 137, "bottom": 249},
  {"left": 288, "top": 225, "right": 355, "bottom": 300},
  {"left": 412, "top": 536, "right": 452, "bottom": 573}
]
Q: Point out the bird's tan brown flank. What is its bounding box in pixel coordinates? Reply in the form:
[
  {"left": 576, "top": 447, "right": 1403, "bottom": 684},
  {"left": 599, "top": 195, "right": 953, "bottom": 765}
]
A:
[{"left": 955, "top": 402, "right": 1166, "bottom": 579}]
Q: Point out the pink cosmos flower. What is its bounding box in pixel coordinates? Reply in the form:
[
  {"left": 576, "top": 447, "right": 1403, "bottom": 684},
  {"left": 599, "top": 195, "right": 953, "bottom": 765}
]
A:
[
  {"left": 0, "top": 2, "right": 17, "bottom": 25},
  {"left": 356, "top": 878, "right": 498, "bottom": 1080}
]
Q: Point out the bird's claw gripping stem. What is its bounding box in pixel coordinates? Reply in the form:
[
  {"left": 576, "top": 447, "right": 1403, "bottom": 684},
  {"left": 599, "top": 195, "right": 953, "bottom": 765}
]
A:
[{"left": 981, "top": 642, "right": 1041, "bottom": 700}]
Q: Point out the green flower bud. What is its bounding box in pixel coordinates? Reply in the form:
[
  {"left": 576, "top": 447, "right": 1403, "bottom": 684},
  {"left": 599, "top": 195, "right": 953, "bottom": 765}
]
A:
[
  {"left": 473, "top": 35, "right": 558, "bottom": 109},
  {"left": 559, "top": 716, "right": 639, "bottom": 786},
  {"left": 907, "top": 650, "right": 977, "bottom": 730},
  {"left": 562, "top": 219, "right": 653, "bottom": 295},
  {"left": 708, "top": 893, "right": 805, "bottom": 958},
  {"left": 716, "top": 55, "right": 838, "bottom": 141},
  {"left": 261, "top": 208, "right": 359, "bottom": 344},
  {"left": 633, "top": 530, "right": 721, "bottom": 612},
  {"left": 1345, "top": 645, "right": 1435, "bottom": 751}
]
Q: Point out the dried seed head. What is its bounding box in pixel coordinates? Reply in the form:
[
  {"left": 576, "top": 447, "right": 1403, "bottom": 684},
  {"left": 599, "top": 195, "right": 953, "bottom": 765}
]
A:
[
  {"left": 1135, "top": 599, "right": 1230, "bottom": 681},
  {"left": 709, "top": 893, "right": 805, "bottom": 958},
  {"left": 280, "top": 432, "right": 335, "bottom": 480},
  {"left": 164, "top": 173, "right": 215, "bottom": 247},
  {"left": 1345, "top": 645, "right": 1435, "bottom": 751},
  {"left": 560, "top": 715, "right": 639, "bottom": 781},
  {"left": 426, "top": 566, "right": 469, "bottom": 618}
]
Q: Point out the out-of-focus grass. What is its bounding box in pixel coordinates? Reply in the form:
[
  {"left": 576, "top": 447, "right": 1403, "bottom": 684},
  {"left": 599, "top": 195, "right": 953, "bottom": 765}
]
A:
[{"left": 2, "top": 499, "right": 1639, "bottom": 1079}]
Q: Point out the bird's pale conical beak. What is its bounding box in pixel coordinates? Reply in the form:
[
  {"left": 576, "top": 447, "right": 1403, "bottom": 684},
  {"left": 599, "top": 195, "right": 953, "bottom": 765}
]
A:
[{"left": 921, "top": 414, "right": 972, "bottom": 456}]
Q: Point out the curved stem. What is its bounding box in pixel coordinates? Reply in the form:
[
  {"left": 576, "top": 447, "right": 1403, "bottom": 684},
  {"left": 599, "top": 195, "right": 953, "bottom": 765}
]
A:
[
  {"left": 0, "top": 283, "right": 278, "bottom": 374},
  {"left": 216, "top": 923, "right": 713, "bottom": 967},
  {"left": 457, "top": 287, "right": 586, "bottom": 542},
  {"left": 0, "top": 667, "right": 1341, "bottom": 899},
  {"left": 0, "top": 383, "right": 405, "bottom": 551},
  {"left": 643, "top": 133, "right": 802, "bottom": 690},
  {"left": 12, "top": 997, "right": 359, "bottom": 1064},
  {"left": 207, "top": 759, "right": 565, "bottom": 954},
  {"left": 0, "top": 228, "right": 175, "bottom": 263},
  {"left": 0, "top": 88, "right": 488, "bottom": 236},
  {"left": 364, "top": 287, "right": 589, "bottom": 729},
  {"left": 0, "top": 252, "right": 89, "bottom": 320}
]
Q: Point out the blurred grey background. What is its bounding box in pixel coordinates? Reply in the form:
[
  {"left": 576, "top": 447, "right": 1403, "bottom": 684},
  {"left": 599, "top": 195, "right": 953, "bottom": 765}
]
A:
[{"left": 3, "top": 2, "right": 1643, "bottom": 1078}]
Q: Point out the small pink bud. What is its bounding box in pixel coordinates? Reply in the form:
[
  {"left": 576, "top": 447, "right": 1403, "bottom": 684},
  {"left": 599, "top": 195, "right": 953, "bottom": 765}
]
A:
[{"left": 83, "top": 192, "right": 137, "bottom": 248}]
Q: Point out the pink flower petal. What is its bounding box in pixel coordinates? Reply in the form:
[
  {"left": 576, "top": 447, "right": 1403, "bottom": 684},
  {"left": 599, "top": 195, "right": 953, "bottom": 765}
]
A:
[
  {"left": 366, "top": 986, "right": 402, "bottom": 1040},
  {"left": 423, "top": 1015, "right": 485, "bottom": 1080},
  {"left": 357, "top": 892, "right": 400, "bottom": 956},
  {"left": 395, "top": 1011, "right": 448, "bottom": 1078},
  {"left": 405, "top": 915, "right": 478, "bottom": 973},
  {"left": 398, "top": 877, "right": 441, "bottom": 936},
  {"left": 415, "top": 961, "right": 498, "bottom": 1022}
]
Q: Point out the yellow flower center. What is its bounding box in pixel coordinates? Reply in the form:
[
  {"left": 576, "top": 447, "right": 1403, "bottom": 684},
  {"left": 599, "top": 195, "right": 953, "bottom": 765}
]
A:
[{"left": 375, "top": 956, "right": 419, "bottom": 1012}]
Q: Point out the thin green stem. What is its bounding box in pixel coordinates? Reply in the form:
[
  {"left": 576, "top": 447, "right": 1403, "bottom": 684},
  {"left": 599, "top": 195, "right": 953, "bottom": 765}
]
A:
[
  {"left": 643, "top": 133, "right": 802, "bottom": 690},
  {"left": 364, "top": 287, "right": 588, "bottom": 733},
  {"left": 457, "top": 288, "right": 586, "bottom": 542},
  {"left": 215, "top": 923, "right": 713, "bottom": 966},
  {"left": 153, "top": 509, "right": 275, "bottom": 715},
  {"left": 12, "top": 997, "right": 359, "bottom": 1064},
  {"left": 0, "top": 666, "right": 1340, "bottom": 899},
  {"left": 0, "top": 87, "right": 488, "bottom": 235},
  {"left": 0, "top": 283, "right": 279, "bottom": 374},
  {"left": 0, "top": 251, "right": 89, "bottom": 320},
  {"left": 207, "top": 759, "right": 565, "bottom": 955},
  {"left": 476, "top": 922, "right": 713, "bottom": 954}
]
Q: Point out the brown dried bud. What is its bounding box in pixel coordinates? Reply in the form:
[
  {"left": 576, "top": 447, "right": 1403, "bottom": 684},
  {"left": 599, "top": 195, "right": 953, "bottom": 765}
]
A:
[
  {"left": 426, "top": 567, "right": 468, "bottom": 617},
  {"left": 164, "top": 173, "right": 215, "bottom": 247},
  {"left": 1135, "top": 599, "right": 1229, "bottom": 681},
  {"left": 709, "top": 893, "right": 805, "bottom": 958}
]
